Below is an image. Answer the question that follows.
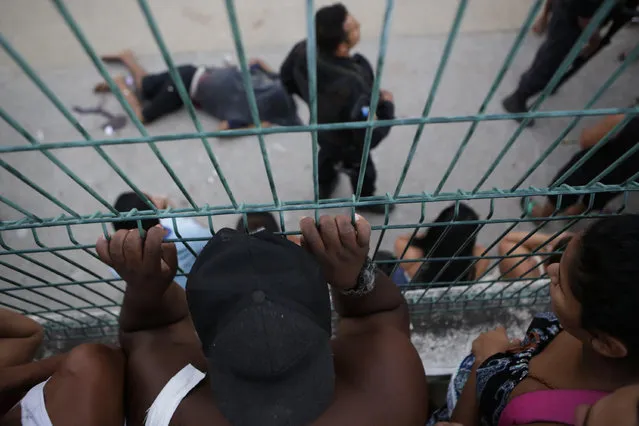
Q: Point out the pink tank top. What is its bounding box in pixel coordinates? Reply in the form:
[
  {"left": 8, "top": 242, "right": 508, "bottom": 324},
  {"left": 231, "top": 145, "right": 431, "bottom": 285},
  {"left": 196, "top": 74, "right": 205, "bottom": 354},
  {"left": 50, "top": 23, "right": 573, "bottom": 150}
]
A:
[{"left": 498, "top": 389, "right": 609, "bottom": 426}]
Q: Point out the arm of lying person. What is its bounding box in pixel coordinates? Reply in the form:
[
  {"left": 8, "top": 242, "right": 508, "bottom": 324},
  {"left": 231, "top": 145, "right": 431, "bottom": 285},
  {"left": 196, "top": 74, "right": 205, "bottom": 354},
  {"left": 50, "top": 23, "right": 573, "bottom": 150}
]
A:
[
  {"left": 300, "top": 214, "right": 410, "bottom": 338},
  {"left": 96, "top": 225, "right": 189, "bottom": 335}
]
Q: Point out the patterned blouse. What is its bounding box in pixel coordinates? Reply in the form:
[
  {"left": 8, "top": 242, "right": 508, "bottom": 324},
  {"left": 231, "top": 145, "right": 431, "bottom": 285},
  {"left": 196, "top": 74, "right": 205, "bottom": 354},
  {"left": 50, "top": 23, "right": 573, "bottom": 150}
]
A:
[{"left": 428, "top": 313, "right": 563, "bottom": 426}]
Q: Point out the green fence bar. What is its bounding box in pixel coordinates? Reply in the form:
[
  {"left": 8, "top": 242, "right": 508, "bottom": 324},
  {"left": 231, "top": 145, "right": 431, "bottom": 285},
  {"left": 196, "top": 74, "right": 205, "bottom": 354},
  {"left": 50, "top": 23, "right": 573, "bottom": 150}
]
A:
[
  {"left": 305, "top": 0, "right": 320, "bottom": 207},
  {"left": 127, "top": 0, "right": 238, "bottom": 209},
  {"left": 2, "top": 183, "right": 637, "bottom": 233},
  {"left": 0, "top": 158, "right": 80, "bottom": 218},
  {"left": 0, "top": 196, "right": 42, "bottom": 222},
  {"left": 472, "top": 0, "right": 619, "bottom": 193},
  {"left": 354, "top": 0, "right": 394, "bottom": 199},
  {"left": 394, "top": 0, "right": 468, "bottom": 197},
  {"left": 223, "top": 0, "right": 280, "bottom": 205},
  {"left": 511, "top": 44, "right": 639, "bottom": 191},
  {"left": 432, "top": 0, "right": 544, "bottom": 196},
  {"left": 0, "top": 38, "right": 142, "bottom": 213},
  {"left": 0, "top": 107, "right": 118, "bottom": 214},
  {"left": 2, "top": 106, "right": 637, "bottom": 156}
]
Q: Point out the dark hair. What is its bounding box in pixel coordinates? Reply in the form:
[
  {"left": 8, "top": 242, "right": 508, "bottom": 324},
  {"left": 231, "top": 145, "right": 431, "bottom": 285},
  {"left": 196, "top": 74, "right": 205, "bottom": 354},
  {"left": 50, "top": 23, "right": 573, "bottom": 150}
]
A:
[
  {"left": 412, "top": 203, "right": 480, "bottom": 284},
  {"left": 113, "top": 192, "right": 158, "bottom": 232},
  {"left": 235, "top": 212, "right": 281, "bottom": 234},
  {"left": 548, "top": 235, "right": 573, "bottom": 266},
  {"left": 571, "top": 214, "right": 639, "bottom": 359},
  {"left": 315, "top": 3, "right": 348, "bottom": 54}
]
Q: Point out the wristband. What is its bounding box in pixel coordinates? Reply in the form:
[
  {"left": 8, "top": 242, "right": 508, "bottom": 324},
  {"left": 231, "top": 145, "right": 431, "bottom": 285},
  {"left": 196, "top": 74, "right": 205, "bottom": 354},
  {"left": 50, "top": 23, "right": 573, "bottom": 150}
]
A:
[{"left": 339, "top": 256, "right": 377, "bottom": 297}]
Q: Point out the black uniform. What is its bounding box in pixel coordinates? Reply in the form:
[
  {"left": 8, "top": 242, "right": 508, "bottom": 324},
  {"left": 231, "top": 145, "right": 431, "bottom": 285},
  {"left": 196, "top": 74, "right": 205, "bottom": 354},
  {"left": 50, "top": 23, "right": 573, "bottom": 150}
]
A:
[
  {"left": 547, "top": 117, "right": 639, "bottom": 210},
  {"left": 280, "top": 41, "right": 395, "bottom": 198}
]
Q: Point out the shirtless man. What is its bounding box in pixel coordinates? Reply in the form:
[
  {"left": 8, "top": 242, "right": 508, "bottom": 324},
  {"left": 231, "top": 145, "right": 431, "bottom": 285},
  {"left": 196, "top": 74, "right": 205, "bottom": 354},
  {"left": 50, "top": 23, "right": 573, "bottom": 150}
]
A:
[{"left": 96, "top": 214, "right": 428, "bottom": 425}]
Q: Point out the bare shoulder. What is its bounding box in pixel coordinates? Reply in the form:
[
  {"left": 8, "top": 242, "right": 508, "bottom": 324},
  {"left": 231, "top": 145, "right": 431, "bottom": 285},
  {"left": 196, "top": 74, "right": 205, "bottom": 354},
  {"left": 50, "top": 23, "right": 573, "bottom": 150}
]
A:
[{"left": 330, "top": 326, "right": 428, "bottom": 424}]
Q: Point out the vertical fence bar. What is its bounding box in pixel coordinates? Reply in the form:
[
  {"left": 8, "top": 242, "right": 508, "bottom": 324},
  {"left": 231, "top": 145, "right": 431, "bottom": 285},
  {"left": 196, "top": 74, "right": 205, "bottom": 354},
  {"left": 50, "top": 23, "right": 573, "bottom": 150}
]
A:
[
  {"left": 223, "top": 0, "right": 279, "bottom": 205},
  {"left": 354, "top": 0, "right": 394, "bottom": 199},
  {"left": 388, "top": 196, "right": 427, "bottom": 278},
  {"left": 433, "top": 0, "right": 540, "bottom": 195},
  {"left": 393, "top": 0, "right": 469, "bottom": 197},
  {"left": 0, "top": 36, "right": 150, "bottom": 212},
  {"left": 429, "top": 199, "right": 495, "bottom": 284},
  {"left": 0, "top": 158, "right": 80, "bottom": 218},
  {"left": 0, "top": 107, "right": 118, "bottom": 214},
  {"left": 0, "top": 196, "right": 42, "bottom": 222},
  {"left": 0, "top": 262, "right": 111, "bottom": 325},
  {"left": 33, "top": 2, "right": 199, "bottom": 210},
  {"left": 306, "top": 0, "right": 320, "bottom": 211},
  {"left": 472, "top": 0, "right": 619, "bottom": 193},
  {"left": 119, "top": 0, "right": 237, "bottom": 208}
]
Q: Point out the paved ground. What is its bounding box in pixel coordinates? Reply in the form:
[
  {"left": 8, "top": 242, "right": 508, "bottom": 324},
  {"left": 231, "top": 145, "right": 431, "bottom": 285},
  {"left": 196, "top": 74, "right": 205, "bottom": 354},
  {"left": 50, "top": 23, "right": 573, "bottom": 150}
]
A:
[{"left": 1, "top": 0, "right": 638, "bottom": 372}]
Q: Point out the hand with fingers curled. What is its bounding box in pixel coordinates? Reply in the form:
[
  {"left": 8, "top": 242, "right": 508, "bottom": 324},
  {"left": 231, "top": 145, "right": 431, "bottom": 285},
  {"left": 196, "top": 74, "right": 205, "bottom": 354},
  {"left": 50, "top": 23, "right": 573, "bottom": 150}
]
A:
[
  {"left": 299, "top": 214, "right": 371, "bottom": 291},
  {"left": 96, "top": 224, "right": 178, "bottom": 295},
  {"left": 472, "top": 326, "right": 522, "bottom": 365}
]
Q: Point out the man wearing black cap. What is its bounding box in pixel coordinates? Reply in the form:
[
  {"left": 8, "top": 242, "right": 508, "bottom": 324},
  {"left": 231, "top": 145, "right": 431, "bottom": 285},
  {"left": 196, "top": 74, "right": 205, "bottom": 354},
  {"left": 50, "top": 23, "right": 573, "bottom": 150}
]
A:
[{"left": 97, "top": 214, "right": 428, "bottom": 425}]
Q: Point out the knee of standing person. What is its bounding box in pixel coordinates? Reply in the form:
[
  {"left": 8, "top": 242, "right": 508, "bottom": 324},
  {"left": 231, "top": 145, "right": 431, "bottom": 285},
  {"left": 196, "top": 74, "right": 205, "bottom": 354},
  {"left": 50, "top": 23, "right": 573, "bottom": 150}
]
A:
[
  {"left": 547, "top": 214, "right": 639, "bottom": 361},
  {"left": 59, "top": 344, "right": 124, "bottom": 380}
]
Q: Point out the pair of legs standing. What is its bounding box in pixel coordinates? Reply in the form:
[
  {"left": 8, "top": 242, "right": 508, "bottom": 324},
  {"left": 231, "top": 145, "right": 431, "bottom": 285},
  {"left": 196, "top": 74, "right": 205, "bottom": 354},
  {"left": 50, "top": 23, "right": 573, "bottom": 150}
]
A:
[
  {"left": 318, "top": 145, "right": 376, "bottom": 197},
  {"left": 502, "top": 0, "right": 581, "bottom": 124}
]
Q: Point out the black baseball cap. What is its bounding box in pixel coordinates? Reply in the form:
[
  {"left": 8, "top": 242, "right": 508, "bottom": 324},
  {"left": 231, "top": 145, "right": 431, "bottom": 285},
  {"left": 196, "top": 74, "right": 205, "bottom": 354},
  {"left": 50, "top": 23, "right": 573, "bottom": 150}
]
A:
[{"left": 186, "top": 228, "right": 335, "bottom": 426}]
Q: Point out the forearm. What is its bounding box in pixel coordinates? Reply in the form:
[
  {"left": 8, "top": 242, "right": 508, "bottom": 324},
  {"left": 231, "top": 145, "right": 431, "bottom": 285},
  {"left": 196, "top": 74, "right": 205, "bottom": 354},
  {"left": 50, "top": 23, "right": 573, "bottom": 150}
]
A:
[
  {"left": 332, "top": 270, "right": 409, "bottom": 331},
  {"left": 451, "top": 361, "right": 480, "bottom": 426},
  {"left": 119, "top": 281, "right": 190, "bottom": 333}
]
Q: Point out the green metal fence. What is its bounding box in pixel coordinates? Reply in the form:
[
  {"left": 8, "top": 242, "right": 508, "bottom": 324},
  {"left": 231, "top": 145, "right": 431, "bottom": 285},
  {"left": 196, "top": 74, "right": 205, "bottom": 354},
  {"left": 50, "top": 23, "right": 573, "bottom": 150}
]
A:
[{"left": 1, "top": 0, "right": 638, "bottom": 340}]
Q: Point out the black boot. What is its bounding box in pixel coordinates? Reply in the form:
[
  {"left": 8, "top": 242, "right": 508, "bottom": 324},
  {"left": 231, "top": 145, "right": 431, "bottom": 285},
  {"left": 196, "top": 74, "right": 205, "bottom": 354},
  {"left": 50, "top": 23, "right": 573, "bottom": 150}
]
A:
[{"left": 502, "top": 92, "right": 535, "bottom": 127}]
